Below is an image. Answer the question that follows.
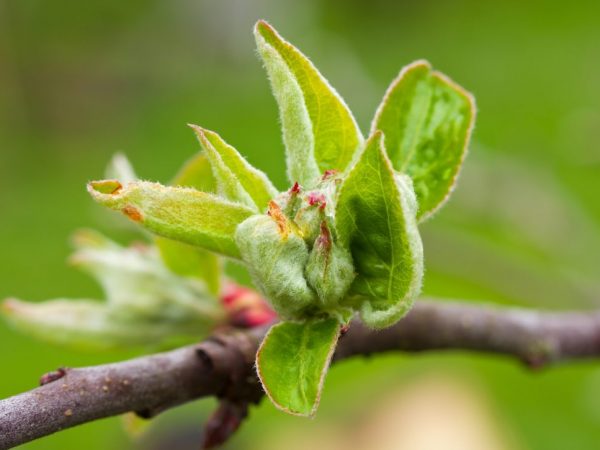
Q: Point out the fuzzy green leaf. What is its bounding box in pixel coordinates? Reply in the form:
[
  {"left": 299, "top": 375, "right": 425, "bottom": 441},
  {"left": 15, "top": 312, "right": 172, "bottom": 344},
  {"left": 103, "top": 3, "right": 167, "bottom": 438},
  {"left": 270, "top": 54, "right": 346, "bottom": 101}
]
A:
[
  {"left": 255, "top": 20, "right": 363, "bottom": 187},
  {"left": 371, "top": 60, "right": 476, "bottom": 221},
  {"left": 190, "top": 125, "right": 278, "bottom": 211},
  {"left": 156, "top": 152, "right": 221, "bottom": 294},
  {"left": 336, "top": 132, "right": 424, "bottom": 328},
  {"left": 88, "top": 180, "right": 254, "bottom": 258},
  {"left": 257, "top": 318, "right": 340, "bottom": 417}
]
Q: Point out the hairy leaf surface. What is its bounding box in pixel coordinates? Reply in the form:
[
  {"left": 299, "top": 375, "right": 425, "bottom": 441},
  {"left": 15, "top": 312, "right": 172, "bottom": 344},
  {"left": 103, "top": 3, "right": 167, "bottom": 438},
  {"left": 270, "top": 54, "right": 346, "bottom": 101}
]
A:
[
  {"left": 371, "top": 60, "right": 475, "bottom": 220},
  {"left": 336, "top": 132, "right": 424, "bottom": 328},
  {"left": 257, "top": 318, "right": 340, "bottom": 416},
  {"left": 149, "top": 152, "right": 221, "bottom": 294},
  {"left": 255, "top": 20, "right": 363, "bottom": 186},
  {"left": 190, "top": 125, "right": 278, "bottom": 211},
  {"left": 88, "top": 180, "right": 254, "bottom": 258}
]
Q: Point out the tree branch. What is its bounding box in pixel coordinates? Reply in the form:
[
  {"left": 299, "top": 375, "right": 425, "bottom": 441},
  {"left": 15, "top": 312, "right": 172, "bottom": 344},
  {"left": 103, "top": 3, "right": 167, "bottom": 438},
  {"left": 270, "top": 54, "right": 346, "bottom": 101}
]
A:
[{"left": 2, "top": 299, "right": 600, "bottom": 449}]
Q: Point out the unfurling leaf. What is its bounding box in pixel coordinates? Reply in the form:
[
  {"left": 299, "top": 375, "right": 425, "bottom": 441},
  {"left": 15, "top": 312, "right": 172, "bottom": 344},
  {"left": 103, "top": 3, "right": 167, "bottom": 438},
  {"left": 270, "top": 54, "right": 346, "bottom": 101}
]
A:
[
  {"left": 235, "top": 210, "right": 316, "bottom": 319},
  {"left": 88, "top": 180, "right": 254, "bottom": 258},
  {"left": 70, "top": 230, "right": 223, "bottom": 322},
  {"left": 371, "top": 60, "right": 476, "bottom": 221},
  {"left": 256, "top": 318, "right": 340, "bottom": 417},
  {"left": 1, "top": 299, "right": 208, "bottom": 350},
  {"left": 336, "top": 131, "right": 424, "bottom": 328},
  {"left": 156, "top": 152, "right": 222, "bottom": 295},
  {"left": 2, "top": 230, "right": 225, "bottom": 350},
  {"left": 255, "top": 20, "right": 363, "bottom": 187},
  {"left": 190, "top": 125, "right": 278, "bottom": 211}
]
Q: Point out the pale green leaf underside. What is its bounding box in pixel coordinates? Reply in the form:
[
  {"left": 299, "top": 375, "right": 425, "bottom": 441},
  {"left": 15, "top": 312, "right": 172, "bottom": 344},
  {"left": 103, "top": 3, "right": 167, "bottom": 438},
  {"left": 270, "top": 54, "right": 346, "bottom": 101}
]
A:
[
  {"left": 190, "top": 125, "right": 278, "bottom": 211},
  {"left": 1, "top": 298, "right": 212, "bottom": 351},
  {"left": 156, "top": 152, "right": 221, "bottom": 294},
  {"left": 255, "top": 20, "right": 363, "bottom": 186},
  {"left": 335, "top": 132, "right": 424, "bottom": 328},
  {"left": 371, "top": 60, "right": 476, "bottom": 221},
  {"left": 88, "top": 180, "right": 254, "bottom": 259},
  {"left": 257, "top": 318, "right": 340, "bottom": 417}
]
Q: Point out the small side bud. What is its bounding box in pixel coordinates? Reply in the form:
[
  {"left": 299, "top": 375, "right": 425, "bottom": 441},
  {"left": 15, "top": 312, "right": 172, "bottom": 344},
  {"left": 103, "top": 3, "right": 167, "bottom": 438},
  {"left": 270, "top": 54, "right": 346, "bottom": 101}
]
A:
[{"left": 305, "top": 221, "right": 355, "bottom": 312}]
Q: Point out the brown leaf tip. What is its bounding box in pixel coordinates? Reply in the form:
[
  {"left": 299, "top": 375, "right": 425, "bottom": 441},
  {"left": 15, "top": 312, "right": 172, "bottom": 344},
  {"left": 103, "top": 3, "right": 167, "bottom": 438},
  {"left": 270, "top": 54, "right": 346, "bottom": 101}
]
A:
[
  {"left": 88, "top": 179, "right": 122, "bottom": 195},
  {"left": 267, "top": 200, "right": 289, "bottom": 237}
]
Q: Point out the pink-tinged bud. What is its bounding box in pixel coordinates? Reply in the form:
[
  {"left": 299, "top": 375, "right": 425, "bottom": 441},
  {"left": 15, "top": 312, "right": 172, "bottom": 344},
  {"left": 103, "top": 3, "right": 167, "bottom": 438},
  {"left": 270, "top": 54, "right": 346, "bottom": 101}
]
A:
[
  {"left": 307, "top": 192, "right": 326, "bottom": 207},
  {"left": 202, "top": 400, "right": 248, "bottom": 449},
  {"left": 40, "top": 367, "right": 68, "bottom": 386},
  {"left": 315, "top": 221, "right": 332, "bottom": 252},
  {"left": 221, "top": 282, "right": 277, "bottom": 328},
  {"left": 322, "top": 169, "right": 338, "bottom": 180}
]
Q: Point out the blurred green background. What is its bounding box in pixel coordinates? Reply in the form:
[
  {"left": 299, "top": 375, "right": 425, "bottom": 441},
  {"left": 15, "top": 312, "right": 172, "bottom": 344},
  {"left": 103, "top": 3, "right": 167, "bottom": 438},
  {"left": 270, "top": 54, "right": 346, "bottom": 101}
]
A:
[{"left": 1, "top": 0, "right": 600, "bottom": 448}]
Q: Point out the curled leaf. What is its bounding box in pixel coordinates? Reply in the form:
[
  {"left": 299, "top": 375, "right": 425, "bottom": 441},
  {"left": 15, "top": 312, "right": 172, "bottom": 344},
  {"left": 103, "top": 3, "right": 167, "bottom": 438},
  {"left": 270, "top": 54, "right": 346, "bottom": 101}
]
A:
[
  {"left": 336, "top": 131, "right": 424, "bottom": 328},
  {"left": 88, "top": 180, "right": 254, "bottom": 258},
  {"left": 157, "top": 152, "right": 222, "bottom": 295},
  {"left": 255, "top": 20, "right": 363, "bottom": 187},
  {"left": 256, "top": 318, "right": 340, "bottom": 417},
  {"left": 70, "top": 230, "right": 223, "bottom": 322},
  {"left": 190, "top": 125, "right": 278, "bottom": 211},
  {"left": 371, "top": 60, "right": 476, "bottom": 220}
]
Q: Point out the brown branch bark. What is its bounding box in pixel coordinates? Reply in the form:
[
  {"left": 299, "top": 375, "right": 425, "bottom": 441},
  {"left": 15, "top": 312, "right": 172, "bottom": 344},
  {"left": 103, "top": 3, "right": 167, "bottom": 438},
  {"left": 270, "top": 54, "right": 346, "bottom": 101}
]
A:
[{"left": 2, "top": 299, "right": 600, "bottom": 449}]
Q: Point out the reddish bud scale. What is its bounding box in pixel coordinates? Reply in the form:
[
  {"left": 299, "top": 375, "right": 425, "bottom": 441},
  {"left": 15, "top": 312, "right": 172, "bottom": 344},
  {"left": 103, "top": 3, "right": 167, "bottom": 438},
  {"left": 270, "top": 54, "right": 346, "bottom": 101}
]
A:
[
  {"left": 39, "top": 367, "right": 68, "bottom": 386},
  {"left": 316, "top": 221, "right": 332, "bottom": 251},
  {"left": 267, "top": 200, "right": 289, "bottom": 236},
  {"left": 307, "top": 192, "right": 326, "bottom": 208},
  {"left": 290, "top": 182, "right": 301, "bottom": 195},
  {"left": 221, "top": 282, "right": 277, "bottom": 328},
  {"left": 322, "top": 169, "right": 338, "bottom": 180}
]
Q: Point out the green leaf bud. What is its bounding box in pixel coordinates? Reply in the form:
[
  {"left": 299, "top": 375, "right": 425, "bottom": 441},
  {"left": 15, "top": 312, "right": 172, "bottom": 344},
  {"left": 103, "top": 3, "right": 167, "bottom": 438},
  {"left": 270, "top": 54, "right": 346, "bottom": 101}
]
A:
[
  {"left": 235, "top": 201, "right": 317, "bottom": 319},
  {"left": 305, "top": 221, "right": 355, "bottom": 318}
]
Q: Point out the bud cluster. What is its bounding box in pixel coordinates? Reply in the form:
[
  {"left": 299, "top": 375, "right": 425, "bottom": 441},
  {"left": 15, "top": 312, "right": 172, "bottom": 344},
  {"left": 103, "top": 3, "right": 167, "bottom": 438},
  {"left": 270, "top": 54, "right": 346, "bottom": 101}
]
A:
[{"left": 235, "top": 171, "right": 355, "bottom": 323}]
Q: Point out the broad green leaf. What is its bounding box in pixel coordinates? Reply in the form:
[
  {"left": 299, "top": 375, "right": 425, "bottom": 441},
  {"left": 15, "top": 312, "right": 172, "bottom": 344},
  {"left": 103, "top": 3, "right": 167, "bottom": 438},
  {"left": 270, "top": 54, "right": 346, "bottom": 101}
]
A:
[
  {"left": 335, "top": 132, "right": 424, "bottom": 328},
  {"left": 257, "top": 318, "right": 340, "bottom": 417},
  {"left": 254, "top": 20, "right": 363, "bottom": 187},
  {"left": 190, "top": 125, "right": 278, "bottom": 211},
  {"left": 88, "top": 180, "right": 254, "bottom": 258},
  {"left": 156, "top": 152, "right": 222, "bottom": 295},
  {"left": 371, "top": 60, "right": 476, "bottom": 221}
]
